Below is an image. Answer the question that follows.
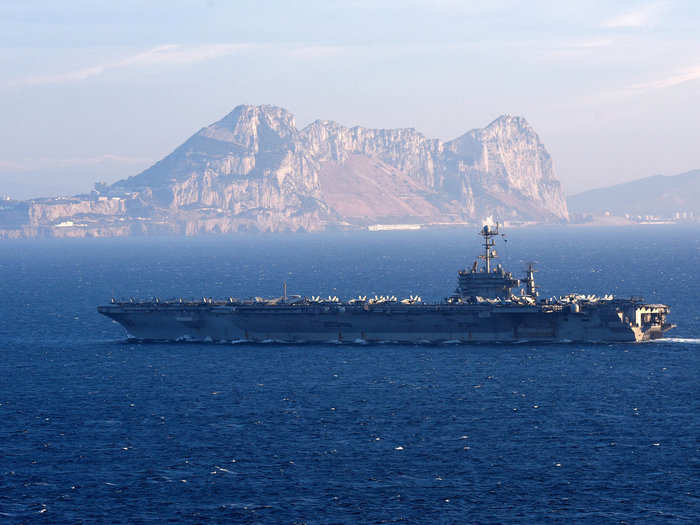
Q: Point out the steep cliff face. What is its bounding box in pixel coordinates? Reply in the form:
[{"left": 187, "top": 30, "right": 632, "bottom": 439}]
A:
[
  {"left": 1, "top": 105, "right": 569, "bottom": 238},
  {"left": 443, "top": 116, "right": 567, "bottom": 220},
  {"left": 112, "top": 106, "right": 327, "bottom": 230},
  {"left": 28, "top": 198, "right": 127, "bottom": 226},
  {"left": 110, "top": 106, "right": 568, "bottom": 227},
  {"left": 302, "top": 121, "right": 443, "bottom": 189},
  {"left": 299, "top": 114, "right": 568, "bottom": 223}
]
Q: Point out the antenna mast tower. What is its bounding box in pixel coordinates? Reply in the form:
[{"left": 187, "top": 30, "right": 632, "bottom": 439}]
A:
[{"left": 479, "top": 223, "right": 500, "bottom": 273}]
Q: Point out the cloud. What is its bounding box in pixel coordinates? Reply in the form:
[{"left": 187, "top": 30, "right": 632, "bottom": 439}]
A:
[
  {"left": 11, "top": 43, "right": 253, "bottom": 87},
  {"left": 629, "top": 65, "right": 700, "bottom": 92},
  {"left": 548, "top": 38, "right": 614, "bottom": 58},
  {"left": 0, "top": 154, "right": 152, "bottom": 172},
  {"left": 285, "top": 45, "right": 349, "bottom": 59},
  {"left": 602, "top": 2, "right": 667, "bottom": 28},
  {"left": 7, "top": 42, "right": 359, "bottom": 87}
]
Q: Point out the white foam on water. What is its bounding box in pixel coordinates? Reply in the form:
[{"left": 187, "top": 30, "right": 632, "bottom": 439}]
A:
[{"left": 654, "top": 337, "right": 700, "bottom": 344}]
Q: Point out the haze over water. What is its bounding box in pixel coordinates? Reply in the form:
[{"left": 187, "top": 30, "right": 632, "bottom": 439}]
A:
[{"left": 1, "top": 226, "right": 698, "bottom": 522}]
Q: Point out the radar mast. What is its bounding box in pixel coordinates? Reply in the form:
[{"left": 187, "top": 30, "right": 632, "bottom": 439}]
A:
[
  {"left": 455, "top": 223, "right": 520, "bottom": 299},
  {"left": 479, "top": 223, "right": 500, "bottom": 273}
]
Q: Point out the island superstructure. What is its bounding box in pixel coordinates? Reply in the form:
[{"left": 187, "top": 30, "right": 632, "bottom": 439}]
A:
[{"left": 98, "top": 225, "right": 673, "bottom": 343}]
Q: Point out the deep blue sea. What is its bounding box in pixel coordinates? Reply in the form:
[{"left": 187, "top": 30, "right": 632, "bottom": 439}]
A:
[{"left": 1, "top": 226, "right": 699, "bottom": 524}]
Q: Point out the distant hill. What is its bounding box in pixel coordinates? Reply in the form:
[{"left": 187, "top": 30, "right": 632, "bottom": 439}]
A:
[
  {"left": 567, "top": 170, "right": 700, "bottom": 216},
  {"left": 1, "top": 104, "right": 569, "bottom": 238},
  {"left": 111, "top": 105, "right": 568, "bottom": 230}
]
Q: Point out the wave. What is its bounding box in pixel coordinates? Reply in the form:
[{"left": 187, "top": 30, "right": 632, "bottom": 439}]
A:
[
  {"left": 653, "top": 337, "right": 700, "bottom": 344},
  {"left": 115, "top": 335, "right": 700, "bottom": 346}
]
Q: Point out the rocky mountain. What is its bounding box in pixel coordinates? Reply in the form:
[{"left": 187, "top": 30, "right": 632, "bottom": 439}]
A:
[
  {"left": 0, "top": 105, "right": 568, "bottom": 238},
  {"left": 567, "top": 170, "right": 700, "bottom": 218}
]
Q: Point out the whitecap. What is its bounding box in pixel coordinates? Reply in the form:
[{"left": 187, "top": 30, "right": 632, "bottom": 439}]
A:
[{"left": 654, "top": 337, "right": 700, "bottom": 344}]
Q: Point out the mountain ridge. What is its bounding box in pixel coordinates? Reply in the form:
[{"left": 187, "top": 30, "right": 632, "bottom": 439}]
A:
[
  {"left": 111, "top": 105, "right": 568, "bottom": 225},
  {"left": 0, "top": 104, "right": 569, "bottom": 238},
  {"left": 567, "top": 169, "right": 700, "bottom": 217}
]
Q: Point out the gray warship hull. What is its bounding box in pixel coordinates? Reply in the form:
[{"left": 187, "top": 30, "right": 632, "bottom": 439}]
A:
[
  {"left": 98, "top": 224, "right": 673, "bottom": 344},
  {"left": 98, "top": 300, "right": 671, "bottom": 344}
]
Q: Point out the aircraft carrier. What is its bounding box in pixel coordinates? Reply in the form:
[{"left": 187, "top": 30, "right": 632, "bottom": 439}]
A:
[{"left": 98, "top": 225, "right": 674, "bottom": 344}]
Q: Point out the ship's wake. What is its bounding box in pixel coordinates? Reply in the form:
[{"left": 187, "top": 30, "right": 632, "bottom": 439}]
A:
[
  {"left": 118, "top": 335, "right": 700, "bottom": 346},
  {"left": 653, "top": 337, "right": 700, "bottom": 344}
]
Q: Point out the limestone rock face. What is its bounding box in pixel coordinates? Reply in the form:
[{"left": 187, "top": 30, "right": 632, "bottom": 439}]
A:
[
  {"left": 442, "top": 115, "right": 568, "bottom": 221},
  {"left": 111, "top": 105, "right": 567, "bottom": 229},
  {"left": 28, "top": 198, "right": 127, "bottom": 226},
  {"left": 303, "top": 121, "right": 443, "bottom": 189},
  {"left": 301, "top": 114, "right": 568, "bottom": 224},
  {"left": 113, "top": 105, "right": 326, "bottom": 229},
  {"left": 1, "top": 105, "right": 569, "bottom": 238}
]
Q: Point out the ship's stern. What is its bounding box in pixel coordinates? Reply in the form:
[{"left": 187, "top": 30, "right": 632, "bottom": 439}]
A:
[{"left": 633, "top": 304, "right": 674, "bottom": 341}]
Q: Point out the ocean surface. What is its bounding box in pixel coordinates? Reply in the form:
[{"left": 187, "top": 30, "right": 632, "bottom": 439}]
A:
[{"left": 0, "top": 226, "right": 698, "bottom": 524}]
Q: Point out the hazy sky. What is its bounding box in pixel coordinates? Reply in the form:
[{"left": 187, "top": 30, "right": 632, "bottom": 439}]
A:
[{"left": 1, "top": 0, "right": 699, "bottom": 199}]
